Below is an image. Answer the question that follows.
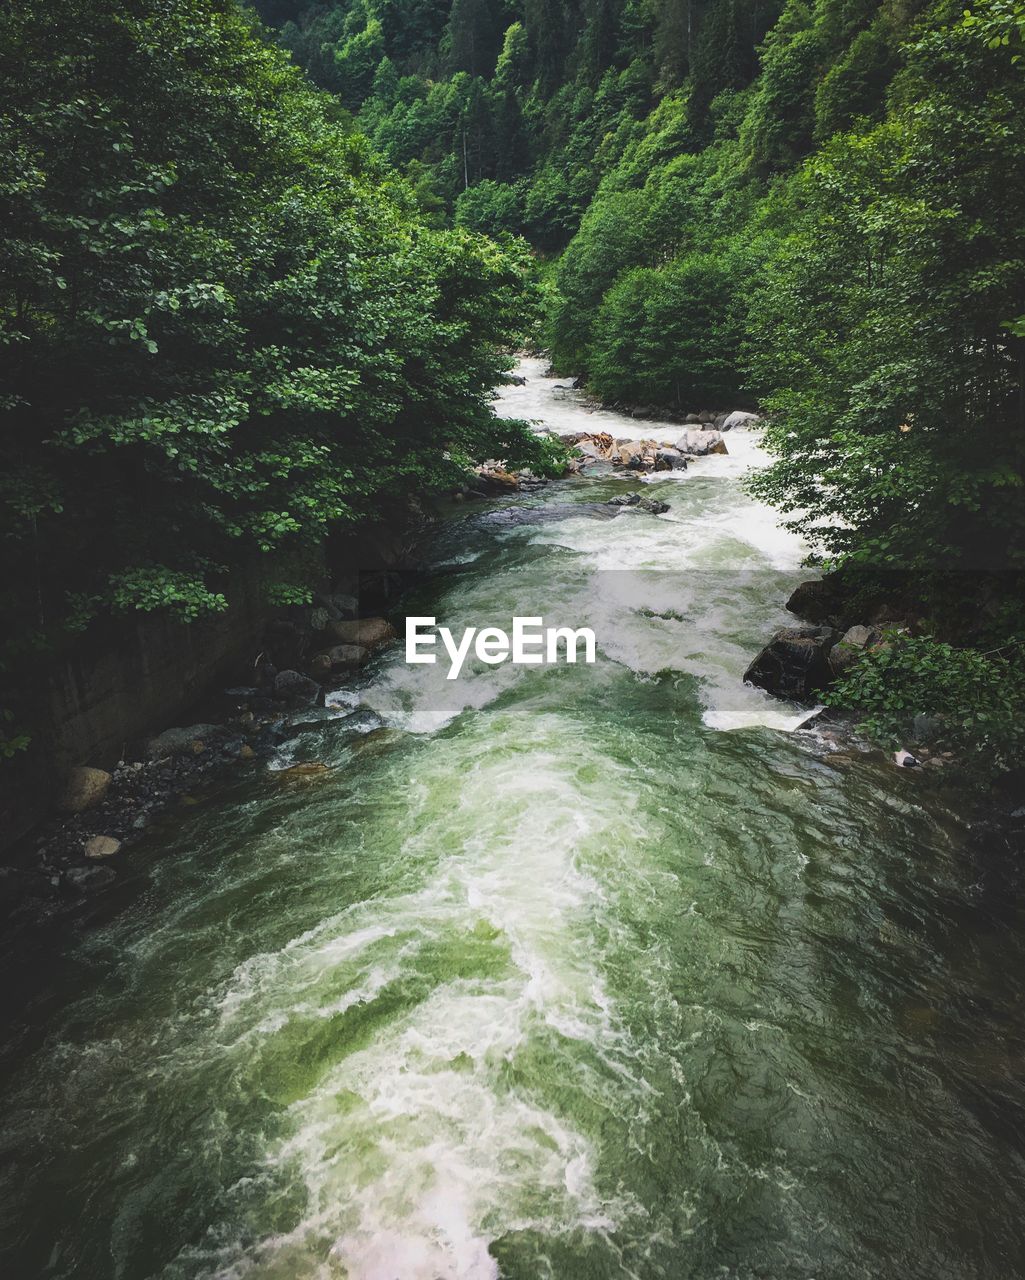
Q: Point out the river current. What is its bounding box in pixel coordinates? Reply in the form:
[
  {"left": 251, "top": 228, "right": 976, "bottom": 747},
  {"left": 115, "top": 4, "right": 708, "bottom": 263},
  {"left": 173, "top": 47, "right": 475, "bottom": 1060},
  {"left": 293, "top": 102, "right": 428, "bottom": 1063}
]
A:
[{"left": 2, "top": 359, "right": 1024, "bottom": 1279}]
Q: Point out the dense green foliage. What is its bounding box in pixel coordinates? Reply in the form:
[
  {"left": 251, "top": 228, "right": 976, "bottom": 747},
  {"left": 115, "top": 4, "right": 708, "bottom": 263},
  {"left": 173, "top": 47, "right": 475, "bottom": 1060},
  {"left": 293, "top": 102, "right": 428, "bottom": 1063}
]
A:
[
  {"left": 826, "top": 635, "right": 1025, "bottom": 773},
  {"left": 747, "top": 7, "right": 1025, "bottom": 573},
  {"left": 256, "top": 0, "right": 781, "bottom": 247},
  {"left": 587, "top": 253, "right": 745, "bottom": 406},
  {"left": 0, "top": 0, "right": 540, "bottom": 646}
]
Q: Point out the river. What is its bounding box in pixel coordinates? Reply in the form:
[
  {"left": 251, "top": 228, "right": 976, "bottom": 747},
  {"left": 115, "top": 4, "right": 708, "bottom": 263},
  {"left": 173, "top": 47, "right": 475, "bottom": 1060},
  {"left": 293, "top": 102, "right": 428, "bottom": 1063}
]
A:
[{"left": 2, "top": 359, "right": 1024, "bottom": 1279}]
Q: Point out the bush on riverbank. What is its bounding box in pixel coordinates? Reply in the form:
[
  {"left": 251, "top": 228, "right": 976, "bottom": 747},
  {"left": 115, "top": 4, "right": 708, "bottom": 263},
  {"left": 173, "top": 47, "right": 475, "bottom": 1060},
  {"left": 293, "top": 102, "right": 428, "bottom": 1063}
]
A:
[{"left": 826, "top": 635, "right": 1025, "bottom": 775}]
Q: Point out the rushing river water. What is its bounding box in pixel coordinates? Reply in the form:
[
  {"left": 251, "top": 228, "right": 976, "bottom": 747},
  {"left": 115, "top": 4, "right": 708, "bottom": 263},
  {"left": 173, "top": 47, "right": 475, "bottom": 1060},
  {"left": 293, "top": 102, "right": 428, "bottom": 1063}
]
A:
[{"left": 3, "top": 360, "right": 1025, "bottom": 1279}]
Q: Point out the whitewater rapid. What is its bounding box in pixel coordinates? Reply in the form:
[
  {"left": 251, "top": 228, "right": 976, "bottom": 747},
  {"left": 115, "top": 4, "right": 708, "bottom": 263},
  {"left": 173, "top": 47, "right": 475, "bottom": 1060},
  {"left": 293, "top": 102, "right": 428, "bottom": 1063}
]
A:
[{"left": 1, "top": 357, "right": 1010, "bottom": 1280}]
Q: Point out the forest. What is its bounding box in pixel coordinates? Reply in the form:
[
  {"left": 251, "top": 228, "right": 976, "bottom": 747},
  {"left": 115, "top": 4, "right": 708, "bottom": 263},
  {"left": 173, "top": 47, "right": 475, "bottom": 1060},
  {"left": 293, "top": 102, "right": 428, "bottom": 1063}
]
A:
[
  {"left": 4, "top": 4, "right": 1025, "bottom": 1278},
  {"left": 264, "top": 0, "right": 1025, "bottom": 534},
  {"left": 0, "top": 0, "right": 1022, "bottom": 763}
]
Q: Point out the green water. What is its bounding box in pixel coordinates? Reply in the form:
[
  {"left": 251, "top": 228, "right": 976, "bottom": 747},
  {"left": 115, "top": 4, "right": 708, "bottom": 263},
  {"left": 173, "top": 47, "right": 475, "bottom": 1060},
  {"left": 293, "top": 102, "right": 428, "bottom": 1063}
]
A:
[{"left": 2, "top": 364, "right": 1024, "bottom": 1279}]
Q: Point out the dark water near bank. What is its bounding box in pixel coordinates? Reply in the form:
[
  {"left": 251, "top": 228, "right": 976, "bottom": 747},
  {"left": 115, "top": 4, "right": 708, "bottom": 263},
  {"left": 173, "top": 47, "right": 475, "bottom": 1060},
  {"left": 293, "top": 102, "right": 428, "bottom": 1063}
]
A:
[{"left": 2, "top": 361, "right": 1024, "bottom": 1280}]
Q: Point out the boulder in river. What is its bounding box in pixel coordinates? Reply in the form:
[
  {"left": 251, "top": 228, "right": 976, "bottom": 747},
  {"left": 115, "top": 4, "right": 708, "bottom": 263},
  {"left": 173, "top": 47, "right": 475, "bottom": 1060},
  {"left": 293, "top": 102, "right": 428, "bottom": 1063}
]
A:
[
  {"left": 678, "top": 429, "right": 727, "bottom": 456},
  {"left": 575, "top": 439, "right": 606, "bottom": 462},
  {"left": 786, "top": 578, "right": 846, "bottom": 625},
  {"left": 326, "top": 617, "right": 396, "bottom": 650},
  {"left": 566, "top": 432, "right": 614, "bottom": 461},
  {"left": 655, "top": 448, "right": 687, "bottom": 471},
  {"left": 787, "top": 574, "right": 915, "bottom": 633},
  {"left": 828, "top": 624, "right": 878, "bottom": 676},
  {"left": 605, "top": 493, "right": 669, "bottom": 513},
  {"left": 617, "top": 440, "right": 647, "bottom": 467},
  {"left": 60, "top": 765, "right": 112, "bottom": 813},
  {"left": 721, "top": 411, "right": 760, "bottom": 431},
  {"left": 744, "top": 626, "right": 838, "bottom": 700},
  {"left": 273, "top": 670, "right": 321, "bottom": 706},
  {"left": 314, "top": 643, "right": 371, "bottom": 671}
]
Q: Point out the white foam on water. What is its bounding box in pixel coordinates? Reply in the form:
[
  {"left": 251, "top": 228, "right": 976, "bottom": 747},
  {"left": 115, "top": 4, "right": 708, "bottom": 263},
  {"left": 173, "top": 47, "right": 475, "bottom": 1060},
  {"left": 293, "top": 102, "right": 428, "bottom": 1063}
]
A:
[
  {"left": 358, "top": 646, "right": 526, "bottom": 735},
  {"left": 489, "top": 357, "right": 816, "bottom": 731},
  {"left": 163, "top": 361, "right": 818, "bottom": 1279},
  {"left": 324, "top": 688, "right": 362, "bottom": 712},
  {"left": 263, "top": 983, "right": 615, "bottom": 1280},
  {"left": 190, "top": 725, "right": 649, "bottom": 1279}
]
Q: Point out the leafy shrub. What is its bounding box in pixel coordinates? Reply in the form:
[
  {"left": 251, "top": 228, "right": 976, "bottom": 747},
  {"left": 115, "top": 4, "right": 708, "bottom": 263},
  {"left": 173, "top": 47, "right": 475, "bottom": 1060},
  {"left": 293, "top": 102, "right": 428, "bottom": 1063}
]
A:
[
  {"left": 826, "top": 635, "right": 1025, "bottom": 772},
  {"left": 588, "top": 254, "right": 745, "bottom": 406},
  {"left": 517, "top": 434, "right": 575, "bottom": 478},
  {"left": 454, "top": 180, "right": 526, "bottom": 236}
]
